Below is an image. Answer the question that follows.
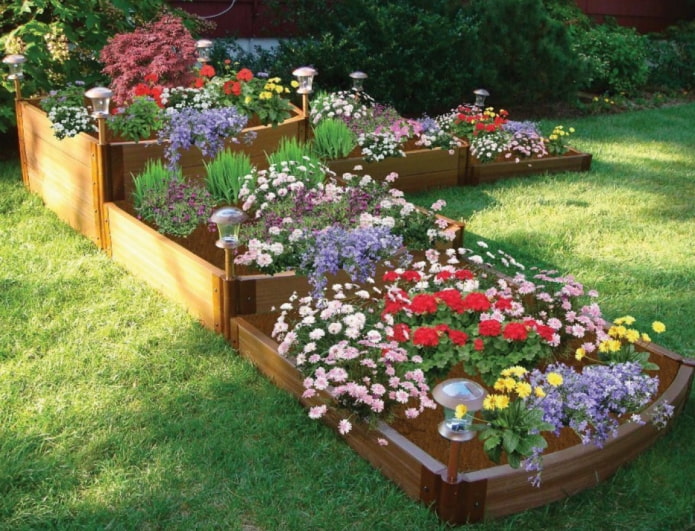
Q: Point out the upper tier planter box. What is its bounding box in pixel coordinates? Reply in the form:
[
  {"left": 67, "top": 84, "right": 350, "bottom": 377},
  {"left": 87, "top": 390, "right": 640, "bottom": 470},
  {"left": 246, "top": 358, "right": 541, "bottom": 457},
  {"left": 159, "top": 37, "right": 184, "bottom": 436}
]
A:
[
  {"left": 103, "top": 201, "right": 464, "bottom": 337},
  {"left": 16, "top": 99, "right": 305, "bottom": 248},
  {"left": 326, "top": 143, "right": 469, "bottom": 194},
  {"left": 231, "top": 312, "right": 694, "bottom": 525},
  {"left": 463, "top": 148, "right": 592, "bottom": 186}
]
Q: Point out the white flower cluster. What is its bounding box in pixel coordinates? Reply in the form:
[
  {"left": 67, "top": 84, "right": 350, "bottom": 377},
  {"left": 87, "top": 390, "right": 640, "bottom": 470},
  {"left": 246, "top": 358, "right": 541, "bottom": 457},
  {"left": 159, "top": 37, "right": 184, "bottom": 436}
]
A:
[
  {"left": 161, "top": 87, "right": 214, "bottom": 111},
  {"left": 47, "top": 106, "right": 95, "bottom": 139},
  {"left": 309, "top": 90, "right": 372, "bottom": 125},
  {"left": 357, "top": 130, "right": 405, "bottom": 163}
]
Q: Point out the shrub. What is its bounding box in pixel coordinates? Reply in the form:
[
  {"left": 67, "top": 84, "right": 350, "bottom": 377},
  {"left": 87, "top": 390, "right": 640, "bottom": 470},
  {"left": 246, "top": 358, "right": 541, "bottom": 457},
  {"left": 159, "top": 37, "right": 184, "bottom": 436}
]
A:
[
  {"left": 266, "top": 0, "right": 479, "bottom": 115},
  {"left": 204, "top": 149, "right": 254, "bottom": 205},
  {"left": 646, "top": 21, "right": 695, "bottom": 90},
  {"left": 568, "top": 20, "right": 649, "bottom": 95},
  {"left": 311, "top": 118, "right": 357, "bottom": 160},
  {"left": 465, "top": 0, "right": 582, "bottom": 106},
  {"left": 99, "top": 14, "right": 198, "bottom": 105}
]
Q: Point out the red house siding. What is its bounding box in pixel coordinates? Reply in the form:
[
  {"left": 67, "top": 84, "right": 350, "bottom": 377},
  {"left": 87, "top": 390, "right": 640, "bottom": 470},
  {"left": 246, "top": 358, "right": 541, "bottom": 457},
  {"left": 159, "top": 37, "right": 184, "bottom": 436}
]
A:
[{"left": 170, "top": 0, "right": 695, "bottom": 38}]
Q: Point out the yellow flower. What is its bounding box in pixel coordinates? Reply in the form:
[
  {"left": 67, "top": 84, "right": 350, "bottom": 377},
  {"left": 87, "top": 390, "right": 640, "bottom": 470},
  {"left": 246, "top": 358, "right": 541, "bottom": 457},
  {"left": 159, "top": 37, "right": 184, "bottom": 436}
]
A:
[
  {"left": 509, "top": 365, "right": 528, "bottom": 377},
  {"left": 515, "top": 381, "right": 532, "bottom": 399},
  {"left": 549, "top": 134, "right": 558, "bottom": 141},
  {"left": 244, "top": 96, "right": 252, "bottom": 104},
  {"left": 652, "top": 321, "right": 666, "bottom": 333},
  {"left": 641, "top": 332, "right": 651, "bottom": 343},
  {"left": 259, "top": 91, "right": 273, "bottom": 100},
  {"left": 607, "top": 339, "right": 622, "bottom": 352},
  {"left": 615, "top": 315, "right": 635, "bottom": 325},
  {"left": 609, "top": 325, "right": 627, "bottom": 338},
  {"left": 290, "top": 80, "right": 299, "bottom": 88},
  {"left": 569, "top": 127, "right": 576, "bottom": 133},
  {"left": 483, "top": 395, "right": 496, "bottom": 411},
  {"left": 575, "top": 347, "right": 586, "bottom": 361},
  {"left": 599, "top": 340, "right": 610, "bottom": 353},
  {"left": 494, "top": 395, "right": 510, "bottom": 410},
  {"left": 534, "top": 386, "right": 546, "bottom": 398},
  {"left": 454, "top": 404, "right": 468, "bottom": 419},
  {"left": 274, "top": 85, "right": 284, "bottom": 94},
  {"left": 625, "top": 329, "right": 640, "bottom": 343},
  {"left": 547, "top": 372, "right": 563, "bottom": 387},
  {"left": 494, "top": 377, "right": 516, "bottom": 392}
]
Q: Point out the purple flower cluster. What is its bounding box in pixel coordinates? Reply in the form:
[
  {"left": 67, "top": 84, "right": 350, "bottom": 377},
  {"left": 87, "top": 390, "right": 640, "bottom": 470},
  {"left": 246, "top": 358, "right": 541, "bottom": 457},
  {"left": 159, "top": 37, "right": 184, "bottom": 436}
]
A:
[
  {"left": 301, "top": 226, "right": 404, "bottom": 296},
  {"left": 528, "top": 362, "right": 659, "bottom": 447},
  {"left": 158, "top": 106, "right": 249, "bottom": 168}
]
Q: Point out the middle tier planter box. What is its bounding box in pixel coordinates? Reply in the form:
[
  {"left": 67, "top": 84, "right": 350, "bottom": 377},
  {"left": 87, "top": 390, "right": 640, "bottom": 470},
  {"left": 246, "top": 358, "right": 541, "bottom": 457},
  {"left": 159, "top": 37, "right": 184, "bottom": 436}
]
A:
[
  {"left": 326, "top": 143, "right": 469, "bottom": 194},
  {"left": 231, "top": 312, "right": 694, "bottom": 525},
  {"left": 15, "top": 98, "right": 305, "bottom": 249},
  {"left": 463, "top": 148, "right": 593, "bottom": 186},
  {"left": 102, "top": 201, "right": 464, "bottom": 337}
]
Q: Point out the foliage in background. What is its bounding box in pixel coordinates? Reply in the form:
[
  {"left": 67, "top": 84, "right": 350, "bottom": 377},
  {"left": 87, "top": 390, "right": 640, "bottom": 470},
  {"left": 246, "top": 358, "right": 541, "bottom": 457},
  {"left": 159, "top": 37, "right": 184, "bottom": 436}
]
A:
[
  {"left": 0, "top": 0, "right": 209, "bottom": 133},
  {"left": 568, "top": 19, "right": 649, "bottom": 95},
  {"left": 266, "top": 0, "right": 479, "bottom": 115},
  {"left": 465, "top": 0, "right": 582, "bottom": 106},
  {"left": 646, "top": 20, "right": 695, "bottom": 90}
]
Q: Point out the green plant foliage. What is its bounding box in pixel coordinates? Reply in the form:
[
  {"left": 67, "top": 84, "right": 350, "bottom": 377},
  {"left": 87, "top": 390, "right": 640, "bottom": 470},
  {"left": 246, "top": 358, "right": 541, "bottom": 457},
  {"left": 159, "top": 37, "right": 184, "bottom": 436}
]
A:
[
  {"left": 131, "top": 159, "right": 174, "bottom": 212},
  {"left": 311, "top": 118, "right": 356, "bottom": 160},
  {"left": 646, "top": 21, "right": 695, "bottom": 90},
  {"left": 108, "top": 96, "right": 164, "bottom": 142},
  {"left": 204, "top": 149, "right": 254, "bottom": 205},
  {"left": 466, "top": 0, "right": 582, "bottom": 106},
  {"left": 568, "top": 19, "right": 650, "bottom": 95},
  {"left": 0, "top": 1, "right": 208, "bottom": 133},
  {"left": 267, "top": 0, "right": 479, "bottom": 115}
]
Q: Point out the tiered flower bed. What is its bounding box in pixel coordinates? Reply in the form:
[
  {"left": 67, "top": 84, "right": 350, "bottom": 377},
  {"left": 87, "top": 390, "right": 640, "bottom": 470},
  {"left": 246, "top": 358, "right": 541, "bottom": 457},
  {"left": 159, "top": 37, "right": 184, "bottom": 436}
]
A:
[
  {"left": 16, "top": 99, "right": 305, "bottom": 248},
  {"left": 463, "top": 148, "right": 593, "bottom": 186},
  {"left": 232, "top": 311, "right": 693, "bottom": 524},
  {"left": 326, "top": 143, "right": 469, "bottom": 193},
  {"left": 103, "top": 199, "right": 464, "bottom": 335}
]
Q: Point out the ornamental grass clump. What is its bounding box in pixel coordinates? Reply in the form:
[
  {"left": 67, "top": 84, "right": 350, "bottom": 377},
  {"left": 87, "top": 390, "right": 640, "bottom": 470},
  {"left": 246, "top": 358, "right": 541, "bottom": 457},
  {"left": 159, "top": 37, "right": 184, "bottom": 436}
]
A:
[
  {"left": 311, "top": 118, "right": 357, "bottom": 160},
  {"left": 204, "top": 149, "right": 253, "bottom": 205}
]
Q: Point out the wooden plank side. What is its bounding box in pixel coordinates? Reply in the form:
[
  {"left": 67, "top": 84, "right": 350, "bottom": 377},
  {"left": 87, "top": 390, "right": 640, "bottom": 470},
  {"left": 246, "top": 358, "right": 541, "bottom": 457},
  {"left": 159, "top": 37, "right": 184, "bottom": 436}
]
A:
[
  {"left": 104, "top": 202, "right": 225, "bottom": 329},
  {"left": 234, "top": 315, "right": 441, "bottom": 501}
]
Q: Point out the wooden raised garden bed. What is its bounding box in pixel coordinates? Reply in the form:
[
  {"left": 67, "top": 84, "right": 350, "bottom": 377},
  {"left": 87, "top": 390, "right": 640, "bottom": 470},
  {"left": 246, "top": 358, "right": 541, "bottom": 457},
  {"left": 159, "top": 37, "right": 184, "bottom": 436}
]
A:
[
  {"left": 16, "top": 98, "right": 305, "bottom": 248},
  {"left": 231, "top": 312, "right": 694, "bottom": 525},
  {"left": 326, "top": 143, "right": 469, "bottom": 194},
  {"left": 103, "top": 201, "right": 464, "bottom": 337},
  {"left": 463, "top": 148, "right": 593, "bottom": 186}
]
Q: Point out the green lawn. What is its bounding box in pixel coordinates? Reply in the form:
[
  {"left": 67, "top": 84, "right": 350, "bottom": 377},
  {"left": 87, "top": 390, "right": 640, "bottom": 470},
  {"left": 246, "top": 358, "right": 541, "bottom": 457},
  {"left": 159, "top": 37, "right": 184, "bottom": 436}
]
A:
[{"left": 1, "top": 104, "right": 693, "bottom": 529}]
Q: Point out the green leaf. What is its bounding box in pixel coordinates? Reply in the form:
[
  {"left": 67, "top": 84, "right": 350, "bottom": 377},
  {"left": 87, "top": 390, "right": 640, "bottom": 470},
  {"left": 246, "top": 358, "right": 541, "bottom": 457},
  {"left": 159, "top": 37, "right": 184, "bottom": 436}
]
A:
[{"left": 502, "top": 429, "right": 520, "bottom": 454}]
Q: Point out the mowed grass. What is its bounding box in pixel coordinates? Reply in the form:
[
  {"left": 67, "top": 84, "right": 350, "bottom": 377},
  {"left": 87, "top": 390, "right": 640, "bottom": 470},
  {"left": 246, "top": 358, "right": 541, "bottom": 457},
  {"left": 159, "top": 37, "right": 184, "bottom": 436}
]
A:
[{"left": 1, "top": 103, "right": 694, "bottom": 530}]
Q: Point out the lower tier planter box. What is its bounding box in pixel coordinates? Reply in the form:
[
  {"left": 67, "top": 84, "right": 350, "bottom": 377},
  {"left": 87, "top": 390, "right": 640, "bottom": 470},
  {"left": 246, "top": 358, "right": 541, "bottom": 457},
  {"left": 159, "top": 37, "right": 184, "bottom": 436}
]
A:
[
  {"left": 231, "top": 312, "right": 694, "bottom": 525},
  {"left": 326, "top": 143, "right": 469, "bottom": 194},
  {"left": 102, "top": 201, "right": 464, "bottom": 336},
  {"left": 16, "top": 99, "right": 305, "bottom": 248},
  {"left": 463, "top": 148, "right": 592, "bottom": 186}
]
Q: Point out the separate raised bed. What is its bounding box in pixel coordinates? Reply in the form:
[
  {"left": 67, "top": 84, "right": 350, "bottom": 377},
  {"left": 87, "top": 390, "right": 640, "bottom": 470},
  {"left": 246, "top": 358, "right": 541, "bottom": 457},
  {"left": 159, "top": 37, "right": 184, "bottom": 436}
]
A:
[
  {"left": 16, "top": 98, "right": 305, "bottom": 248},
  {"left": 463, "top": 148, "right": 592, "bottom": 186},
  {"left": 326, "top": 143, "right": 469, "bottom": 194},
  {"left": 103, "top": 201, "right": 464, "bottom": 336},
  {"left": 231, "top": 312, "right": 694, "bottom": 525}
]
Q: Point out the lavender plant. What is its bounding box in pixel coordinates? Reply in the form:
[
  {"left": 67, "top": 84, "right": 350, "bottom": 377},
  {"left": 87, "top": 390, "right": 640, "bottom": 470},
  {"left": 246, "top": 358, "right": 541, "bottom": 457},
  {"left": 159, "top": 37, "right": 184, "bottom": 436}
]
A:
[{"left": 158, "top": 106, "right": 250, "bottom": 169}]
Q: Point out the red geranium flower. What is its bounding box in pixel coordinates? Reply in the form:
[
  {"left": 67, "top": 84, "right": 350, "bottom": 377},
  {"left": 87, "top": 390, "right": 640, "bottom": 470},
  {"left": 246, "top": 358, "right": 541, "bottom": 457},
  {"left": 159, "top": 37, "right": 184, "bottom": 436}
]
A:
[
  {"left": 448, "top": 329, "right": 469, "bottom": 346},
  {"left": 223, "top": 80, "right": 242, "bottom": 96},
  {"left": 199, "top": 64, "right": 216, "bottom": 78},
  {"left": 479, "top": 319, "right": 502, "bottom": 337},
  {"left": 474, "top": 338, "right": 485, "bottom": 351},
  {"left": 390, "top": 323, "right": 410, "bottom": 342},
  {"left": 410, "top": 294, "right": 438, "bottom": 314},
  {"left": 494, "top": 297, "right": 513, "bottom": 311},
  {"left": 454, "top": 269, "right": 474, "bottom": 281},
  {"left": 435, "top": 270, "right": 453, "bottom": 281},
  {"left": 401, "top": 270, "right": 422, "bottom": 282},
  {"left": 383, "top": 271, "right": 399, "bottom": 282},
  {"left": 503, "top": 322, "right": 529, "bottom": 341},
  {"left": 193, "top": 77, "right": 205, "bottom": 88},
  {"left": 144, "top": 73, "right": 159, "bottom": 84},
  {"left": 412, "top": 327, "right": 440, "bottom": 347},
  {"left": 535, "top": 324, "right": 556, "bottom": 342},
  {"left": 237, "top": 68, "right": 254, "bottom": 82},
  {"left": 462, "top": 292, "right": 491, "bottom": 312},
  {"left": 435, "top": 289, "right": 465, "bottom": 312}
]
